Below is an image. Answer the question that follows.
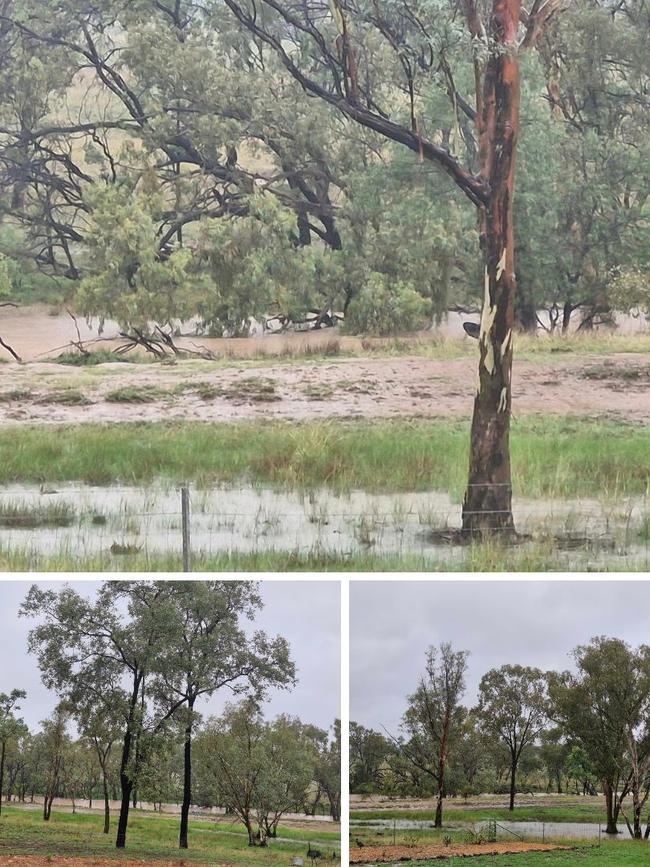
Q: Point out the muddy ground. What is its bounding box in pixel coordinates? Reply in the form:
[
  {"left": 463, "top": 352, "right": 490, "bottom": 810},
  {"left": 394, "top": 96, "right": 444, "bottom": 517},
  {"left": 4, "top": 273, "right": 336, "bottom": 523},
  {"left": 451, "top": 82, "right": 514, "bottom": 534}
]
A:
[
  {"left": 349, "top": 841, "right": 572, "bottom": 863},
  {"left": 0, "top": 352, "right": 649, "bottom": 427}
]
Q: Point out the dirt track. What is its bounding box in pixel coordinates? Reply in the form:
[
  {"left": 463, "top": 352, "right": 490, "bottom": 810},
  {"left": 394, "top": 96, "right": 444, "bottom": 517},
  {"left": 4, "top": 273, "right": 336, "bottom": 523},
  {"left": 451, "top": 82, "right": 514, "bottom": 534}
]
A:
[
  {"left": 1, "top": 352, "right": 649, "bottom": 427},
  {"left": 349, "top": 841, "right": 572, "bottom": 863}
]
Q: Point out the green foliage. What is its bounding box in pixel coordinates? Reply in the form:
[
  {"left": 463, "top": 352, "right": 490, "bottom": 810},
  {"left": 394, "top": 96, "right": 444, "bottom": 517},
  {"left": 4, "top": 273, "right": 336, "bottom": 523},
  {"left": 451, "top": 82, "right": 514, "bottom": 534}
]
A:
[
  {"left": 344, "top": 276, "right": 429, "bottom": 336},
  {"left": 194, "top": 702, "right": 320, "bottom": 844}
]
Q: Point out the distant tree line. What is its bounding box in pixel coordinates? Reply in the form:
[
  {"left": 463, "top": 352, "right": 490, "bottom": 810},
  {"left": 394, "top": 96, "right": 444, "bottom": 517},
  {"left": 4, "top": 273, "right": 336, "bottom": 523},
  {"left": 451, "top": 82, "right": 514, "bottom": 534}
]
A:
[
  {"left": 2, "top": 581, "right": 340, "bottom": 852},
  {"left": 350, "top": 637, "right": 650, "bottom": 840}
]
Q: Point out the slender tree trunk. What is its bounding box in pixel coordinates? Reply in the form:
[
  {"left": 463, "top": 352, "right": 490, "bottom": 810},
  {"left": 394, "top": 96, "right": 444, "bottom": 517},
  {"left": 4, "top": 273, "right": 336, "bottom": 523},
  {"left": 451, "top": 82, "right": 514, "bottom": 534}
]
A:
[
  {"left": 0, "top": 741, "right": 5, "bottom": 817},
  {"left": 434, "top": 790, "right": 444, "bottom": 828},
  {"left": 509, "top": 755, "right": 517, "bottom": 811},
  {"left": 179, "top": 697, "right": 195, "bottom": 849},
  {"left": 604, "top": 780, "right": 619, "bottom": 834},
  {"left": 462, "top": 0, "right": 521, "bottom": 537},
  {"left": 102, "top": 771, "right": 110, "bottom": 834},
  {"left": 116, "top": 676, "right": 142, "bottom": 849}
]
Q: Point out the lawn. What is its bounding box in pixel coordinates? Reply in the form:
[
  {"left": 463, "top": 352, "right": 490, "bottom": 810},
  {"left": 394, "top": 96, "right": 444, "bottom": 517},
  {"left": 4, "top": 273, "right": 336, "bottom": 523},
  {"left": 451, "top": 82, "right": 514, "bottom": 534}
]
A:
[{"left": 0, "top": 806, "right": 340, "bottom": 865}]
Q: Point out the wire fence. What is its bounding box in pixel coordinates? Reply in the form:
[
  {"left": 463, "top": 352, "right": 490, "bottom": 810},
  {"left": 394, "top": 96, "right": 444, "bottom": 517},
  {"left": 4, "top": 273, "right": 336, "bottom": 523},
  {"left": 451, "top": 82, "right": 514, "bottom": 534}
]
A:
[{"left": 1, "top": 481, "right": 650, "bottom": 569}]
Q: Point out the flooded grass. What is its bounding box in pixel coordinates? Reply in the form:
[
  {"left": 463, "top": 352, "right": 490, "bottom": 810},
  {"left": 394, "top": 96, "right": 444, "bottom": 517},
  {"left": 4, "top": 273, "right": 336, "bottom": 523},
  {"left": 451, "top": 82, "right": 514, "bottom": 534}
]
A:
[
  {"left": 0, "top": 501, "right": 77, "bottom": 528},
  {"left": 0, "top": 418, "right": 647, "bottom": 570}
]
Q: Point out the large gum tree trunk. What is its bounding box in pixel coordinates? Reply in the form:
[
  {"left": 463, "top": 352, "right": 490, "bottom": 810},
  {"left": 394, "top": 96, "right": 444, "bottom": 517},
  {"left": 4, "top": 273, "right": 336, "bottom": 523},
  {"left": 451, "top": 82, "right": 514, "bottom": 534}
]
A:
[{"left": 462, "top": 0, "right": 521, "bottom": 537}]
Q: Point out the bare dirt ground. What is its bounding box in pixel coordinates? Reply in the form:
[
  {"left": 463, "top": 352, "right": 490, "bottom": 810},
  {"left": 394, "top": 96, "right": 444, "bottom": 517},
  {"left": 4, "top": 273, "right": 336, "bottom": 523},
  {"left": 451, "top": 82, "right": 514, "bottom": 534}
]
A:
[
  {"left": 1, "top": 352, "right": 649, "bottom": 427},
  {"left": 349, "top": 841, "right": 573, "bottom": 863},
  {"left": 350, "top": 794, "right": 597, "bottom": 813}
]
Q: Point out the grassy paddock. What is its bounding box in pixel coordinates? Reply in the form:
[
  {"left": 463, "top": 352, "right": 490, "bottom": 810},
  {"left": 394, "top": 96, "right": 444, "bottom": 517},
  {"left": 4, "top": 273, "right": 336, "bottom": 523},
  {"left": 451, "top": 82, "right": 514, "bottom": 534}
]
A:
[
  {"left": 0, "top": 806, "right": 340, "bottom": 864},
  {"left": 2, "top": 417, "right": 650, "bottom": 498}
]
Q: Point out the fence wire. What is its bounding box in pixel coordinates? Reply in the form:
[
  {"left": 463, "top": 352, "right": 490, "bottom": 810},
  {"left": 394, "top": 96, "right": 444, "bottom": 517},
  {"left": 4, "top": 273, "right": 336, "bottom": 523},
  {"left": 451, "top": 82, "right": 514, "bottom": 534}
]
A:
[{"left": 0, "top": 481, "right": 649, "bottom": 569}]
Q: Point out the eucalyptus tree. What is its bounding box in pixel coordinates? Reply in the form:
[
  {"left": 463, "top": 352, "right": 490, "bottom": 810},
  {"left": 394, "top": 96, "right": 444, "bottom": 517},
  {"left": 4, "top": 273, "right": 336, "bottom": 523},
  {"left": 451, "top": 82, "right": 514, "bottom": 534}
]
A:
[
  {"left": 40, "top": 705, "right": 70, "bottom": 821},
  {"left": 349, "top": 722, "right": 392, "bottom": 792},
  {"left": 21, "top": 581, "right": 185, "bottom": 848},
  {"left": 476, "top": 664, "right": 549, "bottom": 810},
  {"left": 0, "top": 689, "right": 26, "bottom": 814},
  {"left": 256, "top": 715, "right": 317, "bottom": 839},
  {"left": 195, "top": 701, "right": 273, "bottom": 846},
  {"left": 196, "top": 703, "right": 319, "bottom": 845},
  {"left": 550, "top": 637, "right": 650, "bottom": 837},
  {"left": 75, "top": 701, "right": 123, "bottom": 834},
  {"left": 150, "top": 580, "right": 295, "bottom": 850},
  {"left": 314, "top": 719, "right": 341, "bottom": 822},
  {"left": 398, "top": 643, "right": 469, "bottom": 827},
  {"left": 218, "top": 0, "right": 569, "bottom": 534}
]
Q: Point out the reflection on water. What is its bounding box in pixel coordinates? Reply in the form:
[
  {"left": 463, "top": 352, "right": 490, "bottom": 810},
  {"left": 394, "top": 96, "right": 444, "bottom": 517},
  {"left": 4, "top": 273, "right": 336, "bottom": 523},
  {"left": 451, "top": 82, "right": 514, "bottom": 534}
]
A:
[{"left": 351, "top": 817, "right": 644, "bottom": 842}]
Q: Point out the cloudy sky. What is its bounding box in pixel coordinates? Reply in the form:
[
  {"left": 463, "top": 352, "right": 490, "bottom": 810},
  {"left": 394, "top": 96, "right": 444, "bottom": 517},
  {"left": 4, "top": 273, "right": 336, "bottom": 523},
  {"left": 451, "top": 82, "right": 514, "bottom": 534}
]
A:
[
  {"left": 351, "top": 580, "right": 650, "bottom": 735},
  {"left": 0, "top": 578, "right": 340, "bottom": 732}
]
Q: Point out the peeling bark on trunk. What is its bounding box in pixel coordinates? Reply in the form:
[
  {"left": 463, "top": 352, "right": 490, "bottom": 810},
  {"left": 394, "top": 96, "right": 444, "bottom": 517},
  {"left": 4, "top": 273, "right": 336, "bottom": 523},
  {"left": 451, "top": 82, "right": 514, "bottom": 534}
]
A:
[{"left": 462, "top": 0, "right": 521, "bottom": 537}]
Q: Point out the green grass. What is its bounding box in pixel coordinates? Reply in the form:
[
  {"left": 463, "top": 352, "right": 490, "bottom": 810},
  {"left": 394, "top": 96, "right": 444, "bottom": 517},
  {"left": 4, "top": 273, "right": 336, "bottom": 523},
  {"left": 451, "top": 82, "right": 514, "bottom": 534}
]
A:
[
  {"left": 0, "top": 806, "right": 340, "bottom": 864},
  {"left": 0, "top": 417, "right": 648, "bottom": 499},
  {"left": 106, "top": 385, "right": 165, "bottom": 403},
  {"left": 54, "top": 350, "right": 133, "bottom": 366},
  {"left": 0, "top": 544, "right": 643, "bottom": 573}
]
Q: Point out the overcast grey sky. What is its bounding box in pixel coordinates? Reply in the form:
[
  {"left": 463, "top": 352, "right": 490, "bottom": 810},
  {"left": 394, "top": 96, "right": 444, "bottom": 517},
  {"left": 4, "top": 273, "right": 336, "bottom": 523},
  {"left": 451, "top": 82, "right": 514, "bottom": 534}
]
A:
[
  {"left": 0, "top": 579, "right": 340, "bottom": 732},
  {"left": 351, "top": 580, "right": 650, "bottom": 735}
]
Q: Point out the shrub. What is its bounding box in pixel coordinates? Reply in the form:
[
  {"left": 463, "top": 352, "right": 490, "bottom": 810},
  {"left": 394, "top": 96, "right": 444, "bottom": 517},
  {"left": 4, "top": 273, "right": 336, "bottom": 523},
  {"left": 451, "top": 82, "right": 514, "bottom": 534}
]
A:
[{"left": 345, "top": 276, "right": 430, "bottom": 336}]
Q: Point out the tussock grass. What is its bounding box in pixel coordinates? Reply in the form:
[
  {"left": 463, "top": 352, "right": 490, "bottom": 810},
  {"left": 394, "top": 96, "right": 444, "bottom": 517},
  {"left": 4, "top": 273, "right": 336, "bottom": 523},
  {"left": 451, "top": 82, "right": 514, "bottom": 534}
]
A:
[
  {"left": 0, "top": 501, "right": 77, "bottom": 528},
  {"left": 106, "top": 385, "right": 164, "bottom": 403},
  {"left": 36, "top": 389, "right": 92, "bottom": 406},
  {"left": 0, "top": 418, "right": 648, "bottom": 499},
  {"left": 54, "top": 349, "right": 131, "bottom": 366},
  {"left": 0, "top": 388, "right": 33, "bottom": 402}
]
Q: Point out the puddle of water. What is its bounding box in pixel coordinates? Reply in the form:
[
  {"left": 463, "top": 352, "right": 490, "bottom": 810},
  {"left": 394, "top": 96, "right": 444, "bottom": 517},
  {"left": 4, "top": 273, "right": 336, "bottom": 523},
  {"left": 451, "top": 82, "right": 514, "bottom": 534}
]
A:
[
  {"left": 0, "top": 483, "right": 648, "bottom": 567},
  {"left": 351, "top": 817, "right": 643, "bottom": 842}
]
